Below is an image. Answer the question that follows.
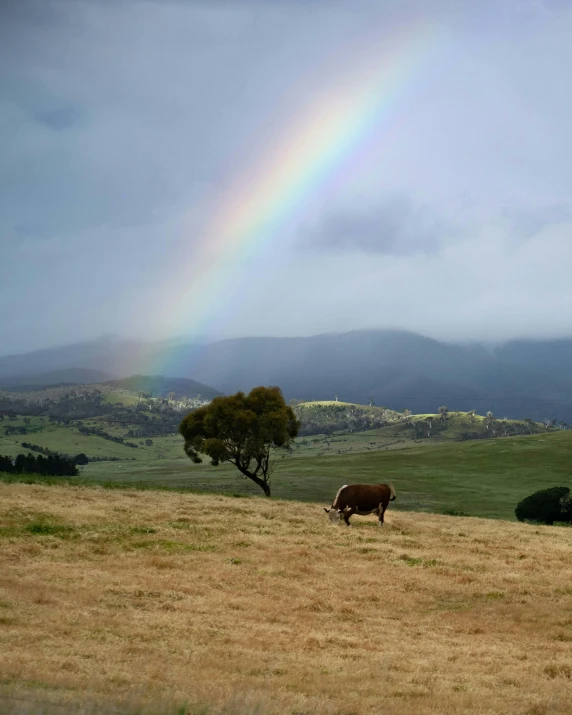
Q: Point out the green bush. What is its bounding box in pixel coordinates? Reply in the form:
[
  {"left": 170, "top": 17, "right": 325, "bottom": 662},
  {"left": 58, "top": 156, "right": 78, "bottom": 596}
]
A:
[{"left": 515, "top": 486, "right": 571, "bottom": 525}]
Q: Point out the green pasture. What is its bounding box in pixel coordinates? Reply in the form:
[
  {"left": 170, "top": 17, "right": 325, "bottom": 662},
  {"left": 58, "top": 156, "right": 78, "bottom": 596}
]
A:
[
  {"left": 102, "top": 390, "right": 141, "bottom": 406},
  {"left": 2, "top": 406, "right": 569, "bottom": 521},
  {"left": 0, "top": 416, "right": 183, "bottom": 462},
  {"left": 3, "top": 428, "right": 569, "bottom": 521}
]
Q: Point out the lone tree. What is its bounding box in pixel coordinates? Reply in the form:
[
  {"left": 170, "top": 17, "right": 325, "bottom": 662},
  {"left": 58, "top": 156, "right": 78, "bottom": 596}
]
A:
[
  {"left": 438, "top": 405, "right": 449, "bottom": 422},
  {"left": 179, "top": 386, "right": 300, "bottom": 497}
]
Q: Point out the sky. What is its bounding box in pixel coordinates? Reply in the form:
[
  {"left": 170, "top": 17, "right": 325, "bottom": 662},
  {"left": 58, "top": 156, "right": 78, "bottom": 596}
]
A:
[{"left": 1, "top": 0, "right": 572, "bottom": 354}]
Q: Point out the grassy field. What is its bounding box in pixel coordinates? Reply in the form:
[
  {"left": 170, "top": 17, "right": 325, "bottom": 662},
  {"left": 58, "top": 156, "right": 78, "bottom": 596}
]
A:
[
  {"left": 3, "top": 414, "right": 571, "bottom": 521},
  {"left": 0, "top": 416, "right": 184, "bottom": 462},
  {"left": 54, "top": 430, "right": 571, "bottom": 521},
  {"left": 1, "top": 482, "right": 572, "bottom": 714}
]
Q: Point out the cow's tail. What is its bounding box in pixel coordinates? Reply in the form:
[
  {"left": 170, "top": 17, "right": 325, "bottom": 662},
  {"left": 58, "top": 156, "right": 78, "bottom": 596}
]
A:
[{"left": 389, "top": 482, "right": 397, "bottom": 501}]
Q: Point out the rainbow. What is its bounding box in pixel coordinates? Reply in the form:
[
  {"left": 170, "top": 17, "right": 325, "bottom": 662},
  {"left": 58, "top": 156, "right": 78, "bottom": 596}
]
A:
[{"left": 135, "top": 17, "right": 443, "bottom": 376}]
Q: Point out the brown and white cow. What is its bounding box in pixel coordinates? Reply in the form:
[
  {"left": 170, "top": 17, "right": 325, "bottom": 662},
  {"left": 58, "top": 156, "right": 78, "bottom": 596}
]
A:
[{"left": 323, "top": 483, "right": 396, "bottom": 527}]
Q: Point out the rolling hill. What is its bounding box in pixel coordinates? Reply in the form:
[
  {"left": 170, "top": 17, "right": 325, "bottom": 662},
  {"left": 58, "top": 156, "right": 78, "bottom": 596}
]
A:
[{"left": 2, "top": 330, "right": 572, "bottom": 421}]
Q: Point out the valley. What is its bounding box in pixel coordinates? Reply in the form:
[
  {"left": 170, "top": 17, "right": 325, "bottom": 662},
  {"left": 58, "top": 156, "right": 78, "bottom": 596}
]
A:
[{"left": 1, "top": 378, "right": 570, "bottom": 520}]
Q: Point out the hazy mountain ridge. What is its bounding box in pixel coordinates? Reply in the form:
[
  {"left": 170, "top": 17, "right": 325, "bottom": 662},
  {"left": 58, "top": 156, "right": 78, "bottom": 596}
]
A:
[
  {"left": 0, "top": 368, "right": 113, "bottom": 390},
  {"left": 1, "top": 330, "right": 572, "bottom": 421}
]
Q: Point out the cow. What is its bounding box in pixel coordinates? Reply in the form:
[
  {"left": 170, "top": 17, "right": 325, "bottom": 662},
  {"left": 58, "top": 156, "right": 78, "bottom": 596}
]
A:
[{"left": 323, "top": 483, "right": 396, "bottom": 527}]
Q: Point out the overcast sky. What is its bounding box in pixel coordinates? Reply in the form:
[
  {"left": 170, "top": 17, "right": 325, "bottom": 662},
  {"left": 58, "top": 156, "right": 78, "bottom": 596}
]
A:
[{"left": 1, "top": 0, "right": 572, "bottom": 354}]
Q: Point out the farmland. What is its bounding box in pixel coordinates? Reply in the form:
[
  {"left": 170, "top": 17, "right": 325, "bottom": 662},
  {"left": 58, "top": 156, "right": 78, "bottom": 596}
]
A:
[
  {"left": 1, "top": 382, "right": 570, "bottom": 520},
  {"left": 2, "top": 410, "right": 571, "bottom": 520},
  {"left": 1, "top": 482, "right": 572, "bottom": 714}
]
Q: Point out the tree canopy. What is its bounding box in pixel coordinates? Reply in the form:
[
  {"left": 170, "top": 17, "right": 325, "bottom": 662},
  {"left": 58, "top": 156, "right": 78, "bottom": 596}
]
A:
[{"left": 179, "top": 386, "right": 300, "bottom": 497}]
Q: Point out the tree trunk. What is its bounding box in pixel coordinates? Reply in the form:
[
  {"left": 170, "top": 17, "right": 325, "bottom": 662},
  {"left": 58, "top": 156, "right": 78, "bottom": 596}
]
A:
[{"left": 239, "top": 468, "right": 271, "bottom": 497}]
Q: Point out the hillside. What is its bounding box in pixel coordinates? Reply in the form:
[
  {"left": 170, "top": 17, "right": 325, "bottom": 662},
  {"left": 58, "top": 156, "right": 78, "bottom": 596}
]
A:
[
  {"left": 1, "top": 483, "right": 571, "bottom": 714},
  {"left": 2, "top": 331, "right": 572, "bottom": 422},
  {"left": 293, "top": 402, "right": 554, "bottom": 439},
  {"left": 104, "top": 374, "right": 220, "bottom": 399},
  {"left": 293, "top": 400, "right": 403, "bottom": 435},
  {"left": 0, "top": 379, "right": 212, "bottom": 464}
]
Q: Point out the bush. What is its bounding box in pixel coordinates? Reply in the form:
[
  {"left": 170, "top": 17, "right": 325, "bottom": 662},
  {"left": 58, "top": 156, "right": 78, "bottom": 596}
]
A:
[
  {"left": 515, "top": 486, "right": 571, "bottom": 525},
  {"left": 560, "top": 492, "right": 572, "bottom": 522},
  {"left": 0, "top": 452, "right": 78, "bottom": 477}
]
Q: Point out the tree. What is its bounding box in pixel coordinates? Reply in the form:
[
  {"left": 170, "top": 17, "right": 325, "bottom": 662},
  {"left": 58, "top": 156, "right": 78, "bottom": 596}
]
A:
[
  {"left": 179, "top": 386, "right": 300, "bottom": 497},
  {"left": 438, "top": 405, "right": 449, "bottom": 422},
  {"left": 524, "top": 418, "right": 535, "bottom": 433},
  {"left": 515, "top": 487, "right": 571, "bottom": 525},
  {"left": 425, "top": 416, "right": 433, "bottom": 437},
  {"left": 74, "top": 453, "right": 89, "bottom": 465},
  {"left": 484, "top": 411, "right": 495, "bottom": 432}
]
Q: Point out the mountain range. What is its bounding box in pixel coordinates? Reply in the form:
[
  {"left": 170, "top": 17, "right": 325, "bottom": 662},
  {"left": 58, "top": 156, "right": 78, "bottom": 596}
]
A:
[{"left": 1, "top": 330, "right": 571, "bottom": 422}]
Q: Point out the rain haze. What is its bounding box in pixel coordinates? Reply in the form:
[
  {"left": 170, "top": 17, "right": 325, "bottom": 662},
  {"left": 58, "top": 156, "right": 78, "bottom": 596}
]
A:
[{"left": 2, "top": 0, "right": 572, "bottom": 354}]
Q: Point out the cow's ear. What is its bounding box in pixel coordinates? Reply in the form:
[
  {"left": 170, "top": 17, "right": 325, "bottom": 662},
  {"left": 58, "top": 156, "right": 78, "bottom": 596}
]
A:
[{"left": 323, "top": 507, "right": 329, "bottom": 513}]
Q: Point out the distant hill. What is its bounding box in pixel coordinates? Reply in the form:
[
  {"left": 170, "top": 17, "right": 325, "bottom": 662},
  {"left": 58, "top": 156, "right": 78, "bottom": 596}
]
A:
[
  {"left": 182, "top": 331, "right": 572, "bottom": 422},
  {"left": 0, "top": 368, "right": 112, "bottom": 390},
  {"left": 2, "top": 331, "right": 572, "bottom": 422},
  {"left": 104, "top": 374, "right": 220, "bottom": 399},
  {"left": 495, "top": 338, "right": 572, "bottom": 384}
]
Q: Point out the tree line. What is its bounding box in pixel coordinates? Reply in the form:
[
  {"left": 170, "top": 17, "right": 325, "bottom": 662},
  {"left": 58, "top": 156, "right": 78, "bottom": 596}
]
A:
[
  {"left": 0, "top": 452, "right": 79, "bottom": 476},
  {"left": 19, "top": 441, "right": 126, "bottom": 463},
  {"left": 76, "top": 425, "right": 139, "bottom": 448}
]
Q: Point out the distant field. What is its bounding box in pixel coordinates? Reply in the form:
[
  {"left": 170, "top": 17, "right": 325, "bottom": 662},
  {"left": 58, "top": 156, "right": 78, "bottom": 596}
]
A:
[
  {"left": 0, "top": 416, "right": 184, "bottom": 462},
  {"left": 3, "top": 425, "right": 571, "bottom": 520},
  {"left": 2, "top": 405, "right": 570, "bottom": 521},
  {"left": 76, "top": 430, "right": 571, "bottom": 520},
  {"left": 1, "top": 483, "right": 571, "bottom": 714}
]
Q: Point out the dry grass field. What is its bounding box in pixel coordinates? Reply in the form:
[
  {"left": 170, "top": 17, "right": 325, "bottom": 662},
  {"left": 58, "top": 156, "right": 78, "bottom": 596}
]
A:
[{"left": 1, "top": 483, "right": 572, "bottom": 715}]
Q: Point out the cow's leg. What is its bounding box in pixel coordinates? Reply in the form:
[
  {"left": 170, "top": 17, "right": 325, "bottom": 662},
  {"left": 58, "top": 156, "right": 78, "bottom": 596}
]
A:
[
  {"left": 342, "top": 508, "right": 354, "bottom": 526},
  {"left": 378, "top": 502, "right": 387, "bottom": 527}
]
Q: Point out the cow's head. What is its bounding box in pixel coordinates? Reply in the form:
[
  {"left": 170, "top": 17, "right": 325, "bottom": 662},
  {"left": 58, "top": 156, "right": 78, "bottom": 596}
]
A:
[{"left": 323, "top": 507, "right": 342, "bottom": 524}]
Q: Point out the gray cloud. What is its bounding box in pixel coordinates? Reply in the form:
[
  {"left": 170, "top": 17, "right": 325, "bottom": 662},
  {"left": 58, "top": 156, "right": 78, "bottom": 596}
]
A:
[
  {"left": 34, "top": 106, "right": 82, "bottom": 132},
  {"left": 301, "top": 198, "right": 457, "bottom": 256},
  {"left": 2, "top": 0, "right": 572, "bottom": 353},
  {"left": 502, "top": 201, "right": 571, "bottom": 242}
]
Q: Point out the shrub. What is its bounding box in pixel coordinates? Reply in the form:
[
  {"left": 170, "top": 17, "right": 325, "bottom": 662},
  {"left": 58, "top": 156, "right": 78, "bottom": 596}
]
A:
[
  {"left": 515, "top": 486, "right": 571, "bottom": 525},
  {"left": 559, "top": 492, "right": 572, "bottom": 522}
]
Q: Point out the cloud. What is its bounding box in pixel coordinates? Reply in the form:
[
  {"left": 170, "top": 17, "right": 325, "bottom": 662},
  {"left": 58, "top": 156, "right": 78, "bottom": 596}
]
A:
[
  {"left": 2, "top": 0, "right": 572, "bottom": 352},
  {"left": 501, "top": 201, "right": 571, "bottom": 242},
  {"left": 34, "top": 106, "right": 82, "bottom": 132},
  {"left": 300, "top": 197, "right": 458, "bottom": 256}
]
